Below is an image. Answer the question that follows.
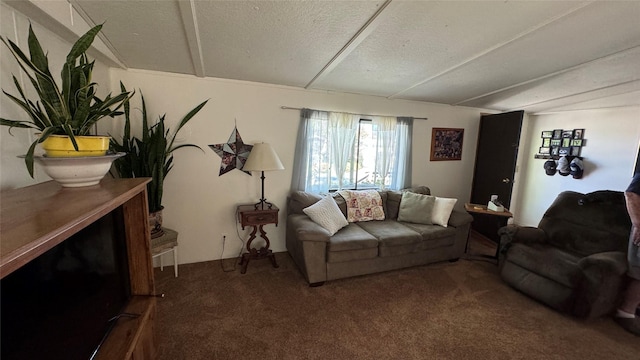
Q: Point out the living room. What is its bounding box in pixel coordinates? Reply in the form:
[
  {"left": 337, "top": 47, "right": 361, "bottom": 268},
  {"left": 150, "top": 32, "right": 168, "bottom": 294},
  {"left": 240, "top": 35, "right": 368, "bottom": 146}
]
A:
[
  {"left": 1, "top": 1, "right": 639, "bottom": 359},
  {"left": 1, "top": 0, "right": 638, "bottom": 263}
]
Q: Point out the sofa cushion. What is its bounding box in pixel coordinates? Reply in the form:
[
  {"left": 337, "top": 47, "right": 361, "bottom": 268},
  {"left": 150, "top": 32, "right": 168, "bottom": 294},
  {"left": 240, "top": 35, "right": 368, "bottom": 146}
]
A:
[
  {"left": 379, "top": 223, "right": 456, "bottom": 257},
  {"left": 397, "top": 192, "right": 435, "bottom": 224},
  {"left": 327, "top": 248, "right": 379, "bottom": 263},
  {"left": 402, "top": 222, "right": 457, "bottom": 241},
  {"left": 338, "top": 190, "right": 385, "bottom": 222},
  {"left": 289, "top": 191, "right": 322, "bottom": 215},
  {"left": 357, "top": 220, "right": 422, "bottom": 247},
  {"left": 303, "top": 196, "right": 348, "bottom": 236},
  {"left": 386, "top": 191, "right": 403, "bottom": 220},
  {"left": 431, "top": 197, "right": 458, "bottom": 227},
  {"left": 505, "top": 242, "right": 582, "bottom": 288},
  {"left": 407, "top": 186, "right": 431, "bottom": 195},
  {"left": 327, "top": 223, "right": 379, "bottom": 252},
  {"left": 539, "top": 190, "right": 630, "bottom": 256},
  {"left": 332, "top": 192, "right": 348, "bottom": 218}
]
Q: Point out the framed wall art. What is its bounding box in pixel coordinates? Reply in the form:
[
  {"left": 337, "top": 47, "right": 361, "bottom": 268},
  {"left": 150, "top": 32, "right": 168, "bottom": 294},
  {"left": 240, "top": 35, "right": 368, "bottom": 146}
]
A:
[
  {"left": 430, "top": 128, "right": 464, "bottom": 161},
  {"left": 536, "top": 128, "right": 587, "bottom": 160}
]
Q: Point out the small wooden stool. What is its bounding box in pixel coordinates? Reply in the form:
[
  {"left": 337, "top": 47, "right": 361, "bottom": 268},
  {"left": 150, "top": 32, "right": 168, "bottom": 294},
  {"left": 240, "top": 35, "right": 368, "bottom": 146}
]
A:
[{"left": 151, "top": 227, "right": 179, "bottom": 277}]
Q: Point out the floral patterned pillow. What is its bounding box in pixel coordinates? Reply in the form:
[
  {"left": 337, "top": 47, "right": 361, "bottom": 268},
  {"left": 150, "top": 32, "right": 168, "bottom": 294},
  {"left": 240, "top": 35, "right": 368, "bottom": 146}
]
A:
[{"left": 338, "top": 190, "right": 385, "bottom": 222}]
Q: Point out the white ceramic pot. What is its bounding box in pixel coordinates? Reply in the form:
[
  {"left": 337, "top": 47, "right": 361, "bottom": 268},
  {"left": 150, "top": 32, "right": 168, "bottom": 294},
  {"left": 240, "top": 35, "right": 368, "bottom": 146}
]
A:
[{"left": 33, "top": 153, "right": 125, "bottom": 187}]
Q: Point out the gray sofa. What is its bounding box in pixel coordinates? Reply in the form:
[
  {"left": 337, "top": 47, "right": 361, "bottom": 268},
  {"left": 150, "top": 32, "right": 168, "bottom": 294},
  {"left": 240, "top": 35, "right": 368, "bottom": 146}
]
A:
[{"left": 286, "top": 186, "right": 473, "bottom": 286}]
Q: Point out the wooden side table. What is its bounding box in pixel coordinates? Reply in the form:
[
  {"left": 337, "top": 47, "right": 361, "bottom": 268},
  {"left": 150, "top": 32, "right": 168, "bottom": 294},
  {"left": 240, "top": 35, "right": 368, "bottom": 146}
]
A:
[
  {"left": 464, "top": 203, "right": 513, "bottom": 259},
  {"left": 237, "top": 204, "right": 279, "bottom": 274}
]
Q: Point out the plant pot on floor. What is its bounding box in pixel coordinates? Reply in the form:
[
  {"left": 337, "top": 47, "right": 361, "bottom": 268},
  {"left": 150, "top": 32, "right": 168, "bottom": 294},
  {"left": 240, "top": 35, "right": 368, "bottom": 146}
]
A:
[{"left": 149, "top": 207, "right": 165, "bottom": 239}]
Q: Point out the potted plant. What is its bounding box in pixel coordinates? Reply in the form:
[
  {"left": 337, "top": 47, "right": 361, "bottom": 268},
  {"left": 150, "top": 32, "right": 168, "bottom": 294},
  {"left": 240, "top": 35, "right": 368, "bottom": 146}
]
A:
[
  {"left": 0, "top": 24, "right": 131, "bottom": 177},
  {"left": 110, "top": 83, "right": 208, "bottom": 237}
]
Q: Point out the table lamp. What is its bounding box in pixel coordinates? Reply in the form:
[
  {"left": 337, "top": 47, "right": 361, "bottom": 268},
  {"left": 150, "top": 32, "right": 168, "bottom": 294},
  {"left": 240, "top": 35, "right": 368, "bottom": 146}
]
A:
[{"left": 243, "top": 142, "right": 284, "bottom": 209}]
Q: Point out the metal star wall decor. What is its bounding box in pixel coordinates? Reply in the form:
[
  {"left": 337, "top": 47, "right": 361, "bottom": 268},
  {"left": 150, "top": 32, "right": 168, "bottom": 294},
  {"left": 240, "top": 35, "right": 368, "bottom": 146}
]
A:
[{"left": 209, "top": 126, "right": 253, "bottom": 176}]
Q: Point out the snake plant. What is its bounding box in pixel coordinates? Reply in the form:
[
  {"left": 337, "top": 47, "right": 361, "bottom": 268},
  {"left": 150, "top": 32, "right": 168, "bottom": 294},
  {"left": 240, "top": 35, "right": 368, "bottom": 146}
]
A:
[
  {"left": 110, "top": 83, "right": 208, "bottom": 213},
  {"left": 1, "top": 24, "right": 131, "bottom": 177}
]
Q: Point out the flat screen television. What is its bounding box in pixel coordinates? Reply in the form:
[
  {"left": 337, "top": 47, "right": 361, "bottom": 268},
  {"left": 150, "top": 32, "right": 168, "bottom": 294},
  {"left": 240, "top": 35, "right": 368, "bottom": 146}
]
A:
[{"left": 1, "top": 206, "right": 131, "bottom": 360}]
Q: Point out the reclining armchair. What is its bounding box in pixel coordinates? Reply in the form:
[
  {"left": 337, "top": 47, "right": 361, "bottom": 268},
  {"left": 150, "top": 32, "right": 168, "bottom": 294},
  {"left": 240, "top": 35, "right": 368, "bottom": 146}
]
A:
[{"left": 498, "top": 190, "right": 631, "bottom": 318}]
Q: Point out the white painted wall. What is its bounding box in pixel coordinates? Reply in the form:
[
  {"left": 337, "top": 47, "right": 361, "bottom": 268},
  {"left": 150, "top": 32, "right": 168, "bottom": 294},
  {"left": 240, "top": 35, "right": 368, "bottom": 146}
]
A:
[
  {"left": 7, "top": 1, "right": 638, "bottom": 267},
  {"left": 0, "top": 3, "right": 111, "bottom": 190},
  {"left": 511, "top": 107, "right": 640, "bottom": 226},
  {"left": 109, "top": 69, "right": 485, "bottom": 265},
  {"left": 1, "top": 3, "right": 486, "bottom": 266}
]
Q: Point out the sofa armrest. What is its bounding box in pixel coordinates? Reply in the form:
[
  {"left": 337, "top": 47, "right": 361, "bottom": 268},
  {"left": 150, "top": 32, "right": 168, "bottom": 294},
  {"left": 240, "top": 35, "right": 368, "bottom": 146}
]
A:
[
  {"left": 575, "top": 251, "right": 628, "bottom": 318},
  {"left": 578, "top": 251, "right": 628, "bottom": 277},
  {"left": 498, "top": 225, "right": 547, "bottom": 265},
  {"left": 448, "top": 210, "right": 473, "bottom": 228},
  {"left": 287, "top": 214, "right": 331, "bottom": 242},
  {"left": 286, "top": 214, "right": 331, "bottom": 285},
  {"left": 498, "top": 225, "right": 546, "bottom": 247}
]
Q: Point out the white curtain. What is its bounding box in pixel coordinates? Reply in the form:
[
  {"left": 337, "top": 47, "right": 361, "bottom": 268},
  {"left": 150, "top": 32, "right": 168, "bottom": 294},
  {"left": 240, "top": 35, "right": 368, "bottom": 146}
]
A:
[
  {"left": 390, "top": 117, "right": 413, "bottom": 190},
  {"left": 372, "top": 116, "right": 397, "bottom": 189},
  {"left": 291, "top": 109, "right": 413, "bottom": 193},
  {"left": 329, "top": 112, "right": 359, "bottom": 190},
  {"left": 290, "top": 109, "right": 330, "bottom": 193}
]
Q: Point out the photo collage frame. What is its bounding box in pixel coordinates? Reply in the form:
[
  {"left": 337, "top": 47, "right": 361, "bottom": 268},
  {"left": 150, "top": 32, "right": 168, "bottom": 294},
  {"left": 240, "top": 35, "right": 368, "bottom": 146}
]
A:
[{"left": 539, "top": 128, "right": 585, "bottom": 158}]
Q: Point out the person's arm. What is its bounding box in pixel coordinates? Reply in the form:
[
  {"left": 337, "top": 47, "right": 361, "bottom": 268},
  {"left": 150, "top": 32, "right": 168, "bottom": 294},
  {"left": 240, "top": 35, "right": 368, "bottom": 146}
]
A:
[{"left": 625, "top": 191, "right": 640, "bottom": 246}]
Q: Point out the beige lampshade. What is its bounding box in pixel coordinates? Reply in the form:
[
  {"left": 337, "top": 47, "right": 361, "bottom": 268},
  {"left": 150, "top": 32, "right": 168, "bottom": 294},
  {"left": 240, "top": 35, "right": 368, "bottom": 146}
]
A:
[{"left": 243, "top": 143, "right": 284, "bottom": 171}]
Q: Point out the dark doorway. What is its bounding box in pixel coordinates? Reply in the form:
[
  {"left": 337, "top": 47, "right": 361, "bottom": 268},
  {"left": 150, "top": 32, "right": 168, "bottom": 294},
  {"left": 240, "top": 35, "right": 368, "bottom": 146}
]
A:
[{"left": 470, "top": 110, "right": 524, "bottom": 242}]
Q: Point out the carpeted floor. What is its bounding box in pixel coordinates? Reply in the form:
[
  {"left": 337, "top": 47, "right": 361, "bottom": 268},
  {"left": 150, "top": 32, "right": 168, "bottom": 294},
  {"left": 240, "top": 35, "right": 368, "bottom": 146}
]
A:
[{"left": 153, "top": 234, "right": 640, "bottom": 359}]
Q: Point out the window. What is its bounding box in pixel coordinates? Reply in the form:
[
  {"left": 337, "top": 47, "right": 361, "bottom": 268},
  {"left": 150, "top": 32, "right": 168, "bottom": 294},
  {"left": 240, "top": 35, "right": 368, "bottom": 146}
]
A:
[{"left": 291, "top": 109, "right": 413, "bottom": 193}]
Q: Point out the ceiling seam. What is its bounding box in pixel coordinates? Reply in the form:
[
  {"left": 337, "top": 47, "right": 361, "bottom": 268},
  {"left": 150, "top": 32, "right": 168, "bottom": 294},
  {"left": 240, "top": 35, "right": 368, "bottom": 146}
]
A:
[
  {"left": 456, "top": 45, "right": 640, "bottom": 108},
  {"left": 387, "top": 0, "right": 596, "bottom": 99},
  {"left": 177, "top": 0, "right": 206, "bottom": 77},
  {"left": 514, "top": 79, "right": 640, "bottom": 112},
  {"left": 69, "top": 0, "right": 128, "bottom": 69},
  {"left": 304, "top": 0, "right": 393, "bottom": 89},
  {"left": 531, "top": 102, "right": 640, "bottom": 116}
]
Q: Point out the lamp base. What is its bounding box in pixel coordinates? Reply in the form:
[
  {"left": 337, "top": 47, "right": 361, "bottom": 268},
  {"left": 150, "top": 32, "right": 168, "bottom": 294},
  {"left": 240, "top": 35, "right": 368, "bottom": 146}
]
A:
[{"left": 253, "top": 199, "right": 274, "bottom": 210}]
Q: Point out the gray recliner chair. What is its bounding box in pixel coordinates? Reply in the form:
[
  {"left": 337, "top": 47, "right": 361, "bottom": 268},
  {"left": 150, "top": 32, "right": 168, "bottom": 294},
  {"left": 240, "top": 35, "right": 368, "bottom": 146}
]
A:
[{"left": 498, "top": 190, "right": 631, "bottom": 318}]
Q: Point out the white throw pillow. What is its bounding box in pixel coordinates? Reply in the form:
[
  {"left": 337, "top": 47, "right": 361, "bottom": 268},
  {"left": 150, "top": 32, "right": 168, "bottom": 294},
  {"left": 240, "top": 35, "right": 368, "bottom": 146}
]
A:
[
  {"left": 431, "top": 197, "right": 458, "bottom": 227},
  {"left": 303, "top": 196, "right": 349, "bottom": 235}
]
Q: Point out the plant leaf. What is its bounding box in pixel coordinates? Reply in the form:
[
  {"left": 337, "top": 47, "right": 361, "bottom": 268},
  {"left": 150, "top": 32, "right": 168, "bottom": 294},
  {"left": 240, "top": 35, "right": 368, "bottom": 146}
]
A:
[
  {"left": 66, "top": 24, "right": 103, "bottom": 64},
  {"left": 24, "top": 140, "right": 39, "bottom": 178},
  {"left": 27, "top": 24, "right": 67, "bottom": 123}
]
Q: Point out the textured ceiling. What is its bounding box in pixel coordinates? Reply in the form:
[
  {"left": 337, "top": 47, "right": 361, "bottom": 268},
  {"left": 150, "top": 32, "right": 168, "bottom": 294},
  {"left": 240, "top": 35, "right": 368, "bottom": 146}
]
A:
[{"left": 19, "top": 0, "right": 640, "bottom": 113}]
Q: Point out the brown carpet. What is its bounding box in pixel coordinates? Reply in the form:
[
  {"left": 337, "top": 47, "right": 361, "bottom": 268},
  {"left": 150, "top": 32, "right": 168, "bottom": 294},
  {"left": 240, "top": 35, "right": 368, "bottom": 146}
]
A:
[{"left": 153, "top": 234, "right": 640, "bottom": 359}]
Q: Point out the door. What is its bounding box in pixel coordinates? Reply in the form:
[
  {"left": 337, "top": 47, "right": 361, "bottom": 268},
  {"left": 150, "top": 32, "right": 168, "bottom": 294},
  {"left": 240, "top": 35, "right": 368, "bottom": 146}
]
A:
[{"left": 470, "top": 110, "right": 523, "bottom": 241}]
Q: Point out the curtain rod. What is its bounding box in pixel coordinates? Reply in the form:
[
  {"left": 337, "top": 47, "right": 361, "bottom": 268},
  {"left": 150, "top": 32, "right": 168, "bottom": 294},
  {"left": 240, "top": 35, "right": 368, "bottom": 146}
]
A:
[{"left": 280, "top": 106, "right": 428, "bottom": 120}]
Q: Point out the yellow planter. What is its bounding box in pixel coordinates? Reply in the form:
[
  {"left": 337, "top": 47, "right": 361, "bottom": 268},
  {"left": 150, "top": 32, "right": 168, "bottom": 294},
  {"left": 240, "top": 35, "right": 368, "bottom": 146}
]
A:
[{"left": 41, "top": 135, "right": 110, "bottom": 157}]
